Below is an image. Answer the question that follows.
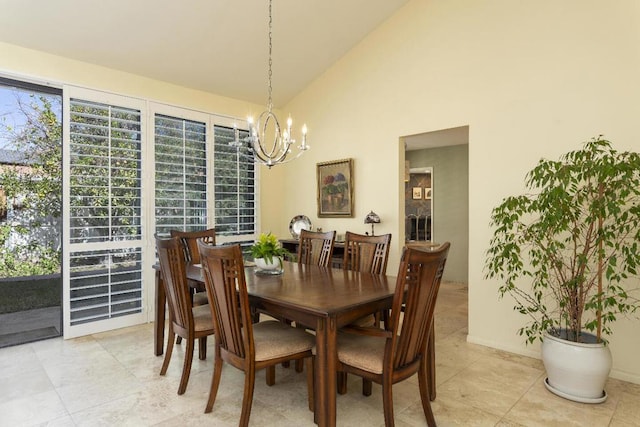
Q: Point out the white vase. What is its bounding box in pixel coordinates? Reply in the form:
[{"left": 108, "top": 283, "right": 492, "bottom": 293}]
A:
[
  {"left": 541, "top": 330, "right": 612, "bottom": 403},
  {"left": 254, "top": 257, "right": 282, "bottom": 274}
]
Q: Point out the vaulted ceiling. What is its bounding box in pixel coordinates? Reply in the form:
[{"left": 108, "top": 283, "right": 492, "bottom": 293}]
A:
[{"left": 0, "top": 0, "right": 408, "bottom": 106}]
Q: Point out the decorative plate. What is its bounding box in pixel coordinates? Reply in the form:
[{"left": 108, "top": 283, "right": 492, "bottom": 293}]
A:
[{"left": 289, "top": 215, "right": 312, "bottom": 239}]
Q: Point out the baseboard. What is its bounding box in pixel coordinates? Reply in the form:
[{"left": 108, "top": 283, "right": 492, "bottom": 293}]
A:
[{"left": 466, "top": 334, "right": 640, "bottom": 386}]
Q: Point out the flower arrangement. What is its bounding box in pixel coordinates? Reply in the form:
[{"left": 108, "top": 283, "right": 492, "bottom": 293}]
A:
[{"left": 249, "top": 233, "right": 290, "bottom": 267}]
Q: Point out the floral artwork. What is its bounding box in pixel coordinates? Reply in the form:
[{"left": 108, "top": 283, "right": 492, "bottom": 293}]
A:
[{"left": 317, "top": 158, "right": 353, "bottom": 217}]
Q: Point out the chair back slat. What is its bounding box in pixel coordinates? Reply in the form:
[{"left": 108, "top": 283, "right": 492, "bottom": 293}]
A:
[
  {"left": 156, "top": 237, "right": 194, "bottom": 331},
  {"left": 298, "top": 229, "right": 336, "bottom": 267},
  {"left": 198, "top": 242, "right": 253, "bottom": 361},
  {"left": 342, "top": 231, "right": 391, "bottom": 274},
  {"left": 170, "top": 228, "right": 216, "bottom": 264},
  {"left": 387, "top": 243, "right": 449, "bottom": 370}
]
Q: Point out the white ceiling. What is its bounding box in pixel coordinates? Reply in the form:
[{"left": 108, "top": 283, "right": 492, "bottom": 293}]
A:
[{"left": 0, "top": 0, "right": 408, "bottom": 107}]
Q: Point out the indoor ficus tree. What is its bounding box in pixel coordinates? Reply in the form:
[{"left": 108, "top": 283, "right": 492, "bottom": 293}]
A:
[{"left": 485, "top": 137, "right": 640, "bottom": 344}]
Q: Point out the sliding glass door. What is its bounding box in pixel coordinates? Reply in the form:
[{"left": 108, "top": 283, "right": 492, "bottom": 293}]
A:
[{"left": 0, "top": 78, "right": 62, "bottom": 347}]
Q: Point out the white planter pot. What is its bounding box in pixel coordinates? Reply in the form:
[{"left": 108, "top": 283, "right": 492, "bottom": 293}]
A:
[
  {"left": 254, "top": 257, "right": 283, "bottom": 274},
  {"left": 541, "top": 330, "right": 612, "bottom": 403}
]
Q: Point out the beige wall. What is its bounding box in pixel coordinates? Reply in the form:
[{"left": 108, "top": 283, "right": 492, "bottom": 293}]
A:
[
  {"left": 280, "top": 0, "right": 640, "bottom": 384},
  {"left": 2, "top": 0, "right": 639, "bottom": 384},
  {"left": 0, "top": 42, "right": 264, "bottom": 118}
]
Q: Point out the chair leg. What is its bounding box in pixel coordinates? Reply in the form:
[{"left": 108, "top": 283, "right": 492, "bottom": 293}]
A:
[
  {"left": 337, "top": 372, "right": 348, "bottom": 395},
  {"left": 240, "top": 367, "right": 256, "bottom": 427},
  {"left": 418, "top": 353, "right": 437, "bottom": 426},
  {"left": 362, "top": 379, "right": 372, "bottom": 396},
  {"left": 306, "top": 357, "right": 314, "bottom": 412},
  {"left": 381, "top": 380, "right": 395, "bottom": 427},
  {"left": 205, "top": 347, "right": 223, "bottom": 413},
  {"left": 295, "top": 358, "right": 304, "bottom": 372},
  {"left": 198, "top": 336, "right": 207, "bottom": 360},
  {"left": 428, "top": 330, "right": 436, "bottom": 401},
  {"left": 177, "top": 337, "right": 195, "bottom": 395},
  {"left": 266, "top": 365, "right": 275, "bottom": 386},
  {"left": 160, "top": 329, "right": 175, "bottom": 375}
]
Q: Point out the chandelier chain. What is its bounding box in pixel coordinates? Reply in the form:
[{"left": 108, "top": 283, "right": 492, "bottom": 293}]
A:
[{"left": 267, "top": 0, "right": 273, "bottom": 112}]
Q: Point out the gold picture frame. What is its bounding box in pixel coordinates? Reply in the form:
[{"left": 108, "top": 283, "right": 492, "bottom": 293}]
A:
[{"left": 317, "top": 158, "right": 354, "bottom": 217}]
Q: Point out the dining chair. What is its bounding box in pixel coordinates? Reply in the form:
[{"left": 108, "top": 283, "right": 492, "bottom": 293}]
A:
[
  {"left": 340, "top": 231, "right": 392, "bottom": 393},
  {"left": 334, "top": 243, "right": 450, "bottom": 427},
  {"left": 170, "top": 228, "right": 216, "bottom": 304},
  {"left": 169, "top": 229, "right": 216, "bottom": 344},
  {"left": 342, "top": 231, "right": 392, "bottom": 327},
  {"left": 297, "top": 229, "right": 336, "bottom": 267},
  {"left": 342, "top": 231, "right": 391, "bottom": 274},
  {"left": 197, "top": 242, "right": 315, "bottom": 426},
  {"left": 156, "top": 236, "right": 216, "bottom": 395}
]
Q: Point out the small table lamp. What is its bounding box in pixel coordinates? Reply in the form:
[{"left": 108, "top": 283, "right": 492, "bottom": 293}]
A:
[{"left": 364, "top": 211, "right": 381, "bottom": 236}]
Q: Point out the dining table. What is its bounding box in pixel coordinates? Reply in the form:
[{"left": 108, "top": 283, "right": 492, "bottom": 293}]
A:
[{"left": 153, "top": 260, "right": 436, "bottom": 427}]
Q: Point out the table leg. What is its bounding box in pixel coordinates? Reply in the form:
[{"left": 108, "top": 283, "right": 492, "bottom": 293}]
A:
[
  {"left": 154, "top": 269, "right": 166, "bottom": 356},
  {"left": 315, "top": 316, "right": 337, "bottom": 427}
]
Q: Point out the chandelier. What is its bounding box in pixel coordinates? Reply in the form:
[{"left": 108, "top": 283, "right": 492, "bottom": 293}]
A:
[{"left": 230, "top": 0, "right": 309, "bottom": 168}]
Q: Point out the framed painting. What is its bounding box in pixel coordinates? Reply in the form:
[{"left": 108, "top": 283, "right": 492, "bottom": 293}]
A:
[
  {"left": 425, "top": 188, "right": 432, "bottom": 199},
  {"left": 412, "top": 187, "right": 422, "bottom": 200},
  {"left": 317, "top": 158, "right": 354, "bottom": 217}
]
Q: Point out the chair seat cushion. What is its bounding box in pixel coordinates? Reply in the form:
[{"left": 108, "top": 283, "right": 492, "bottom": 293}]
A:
[
  {"left": 337, "top": 332, "right": 386, "bottom": 374},
  {"left": 349, "top": 314, "right": 376, "bottom": 328},
  {"left": 253, "top": 320, "right": 315, "bottom": 362},
  {"left": 192, "top": 291, "right": 209, "bottom": 306},
  {"left": 192, "top": 304, "right": 214, "bottom": 332}
]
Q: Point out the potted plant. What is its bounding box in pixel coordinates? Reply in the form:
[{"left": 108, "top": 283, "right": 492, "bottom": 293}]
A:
[
  {"left": 485, "top": 137, "right": 640, "bottom": 403},
  {"left": 250, "top": 232, "right": 290, "bottom": 273}
]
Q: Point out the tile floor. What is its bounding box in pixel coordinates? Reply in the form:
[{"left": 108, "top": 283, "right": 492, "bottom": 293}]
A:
[{"left": 1, "top": 282, "right": 639, "bottom": 426}]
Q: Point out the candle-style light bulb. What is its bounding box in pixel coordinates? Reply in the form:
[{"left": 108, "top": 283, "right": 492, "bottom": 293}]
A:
[{"left": 300, "top": 124, "right": 308, "bottom": 149}]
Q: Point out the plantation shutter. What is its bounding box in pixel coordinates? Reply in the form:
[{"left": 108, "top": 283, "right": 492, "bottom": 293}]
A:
[
  {"left": 64, "top": 91, "right": 146, "bottom": 338},
  {"left": 213, "top": 125, "right": 257, "bottom": 247},
  {"left": 154, "top": 114, "right": 207, "bottom": 237}
]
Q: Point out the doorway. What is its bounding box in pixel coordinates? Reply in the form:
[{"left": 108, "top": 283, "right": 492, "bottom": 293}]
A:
[
  {"left": 0, "top": 77, "right": 63, "bottom": 347},
  {"left": 402, "top": 125, "right": 469, "bottom": 284}
]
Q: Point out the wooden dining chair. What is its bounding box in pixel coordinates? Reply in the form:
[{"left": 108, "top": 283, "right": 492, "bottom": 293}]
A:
[
  {"left": 170, "top": 228, "right": 216, "bottom": 265},
  {"left": 297, "top": 229, "right": 336, "bottom": 267},
  {"left": 156, "top": 236, "right": 216, "bottom": 395},
  {"left": 342, "top": 231, "right": 391, "bottom": 274},
  {"left": 169, "top": 229, "right": 215, "bottom": 344},
  {"left": 343, "top": 231, "right": 392, "bottom": 327},
  {"left": 340, "top": 231, "right": 392, "bottom": 390},
  {"left": 335, "top": 243, "right": 450, "bottom": 427},
  {"left": 170, "top": 228, "right": 216, "bottom": 305},
  {"left": 197, "top": 242, "right": 316, "bottom": 426}
]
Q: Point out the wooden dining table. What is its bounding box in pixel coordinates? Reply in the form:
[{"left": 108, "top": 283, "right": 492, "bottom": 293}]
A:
[{"left": 153, "top": 260, "right": 436, "bottom": 427}]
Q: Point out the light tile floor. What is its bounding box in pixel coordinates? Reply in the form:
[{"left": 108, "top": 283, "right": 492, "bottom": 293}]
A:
[{"left": 1, "top": 282, "right": 639, "bottom": 426}]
